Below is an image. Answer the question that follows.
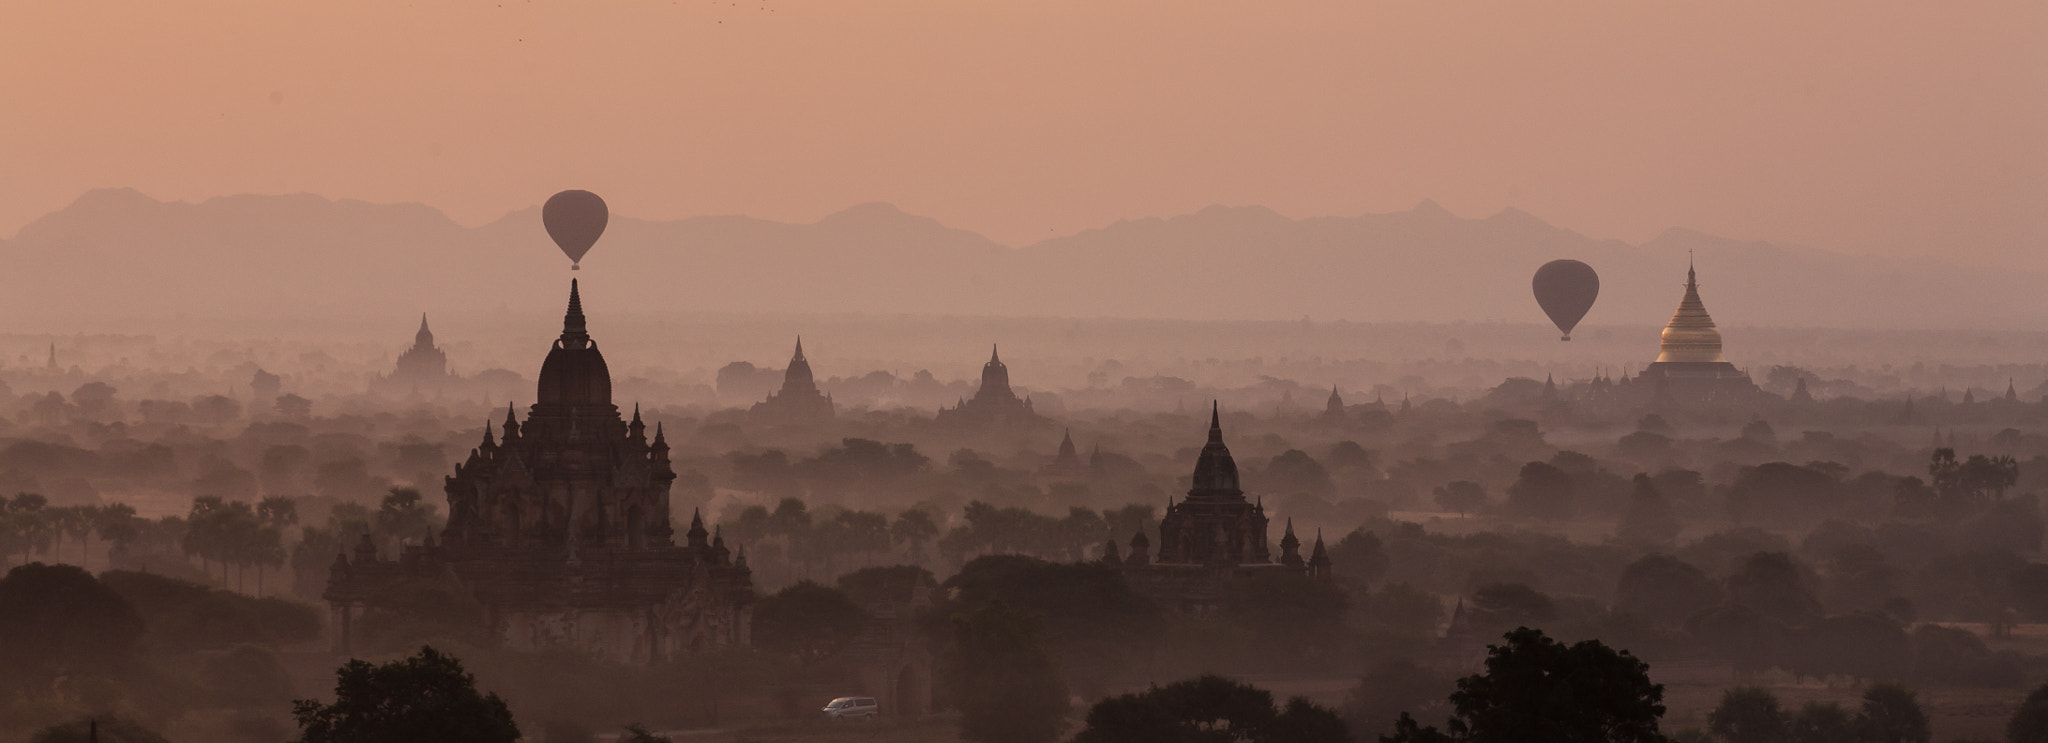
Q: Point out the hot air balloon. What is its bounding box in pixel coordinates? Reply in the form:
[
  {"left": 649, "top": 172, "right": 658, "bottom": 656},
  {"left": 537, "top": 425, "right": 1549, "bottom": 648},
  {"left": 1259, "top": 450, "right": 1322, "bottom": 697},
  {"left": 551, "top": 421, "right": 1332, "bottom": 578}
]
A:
[
  {"left": 1532, "top": 259, "right": 1599, "bottom": 341},
  {"left": 543, "top": 190, "right": 608, "bottom": 270}
]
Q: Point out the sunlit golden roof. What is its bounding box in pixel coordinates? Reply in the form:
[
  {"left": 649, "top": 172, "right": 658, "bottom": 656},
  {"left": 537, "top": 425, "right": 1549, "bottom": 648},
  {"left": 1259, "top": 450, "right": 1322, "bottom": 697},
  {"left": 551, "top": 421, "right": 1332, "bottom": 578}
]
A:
[{"left": 1655, "top": 261, "right": 1726, "bottom": 364}]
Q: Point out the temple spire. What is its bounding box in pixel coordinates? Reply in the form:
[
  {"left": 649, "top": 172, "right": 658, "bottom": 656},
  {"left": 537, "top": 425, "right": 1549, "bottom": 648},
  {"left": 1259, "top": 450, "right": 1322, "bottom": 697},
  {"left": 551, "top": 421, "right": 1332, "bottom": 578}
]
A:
[
  {"left": 793, "top": 336, "right": 805, "bottom": 362},
  {"left": 561, "top": 279, "right": 589, "bottom": 346},
  {"left": 1052, "top": 428, "right": 1081, "bottom": 471},
  {"left": 1280, "top": 518, "right": 1303, "bottom": 569},
  {"left": 1189, "top": 401, "right": 1242, "bottom": 499},
  {"left": 687, "top": 508, "right": 709, "bottom": 547},
  {"left": 1307, "top": 529, "right": 1332, "bottom": 580},
  {"left": 990, "top": 344, "right": 1000, "bottom": 364},
  {"left": 1655, "top": 257, "right": 1725, "bottom": 364}
]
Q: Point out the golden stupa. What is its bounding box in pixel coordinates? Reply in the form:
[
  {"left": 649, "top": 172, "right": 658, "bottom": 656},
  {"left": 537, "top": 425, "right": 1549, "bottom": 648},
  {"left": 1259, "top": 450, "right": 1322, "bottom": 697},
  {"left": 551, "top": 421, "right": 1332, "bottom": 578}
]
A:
[
  {"left": 1654, "top": 262, "right": 1726, "bottom": 364},
  {"left": 1634, "top": 258, "right": 1759, "bottom": 402}
]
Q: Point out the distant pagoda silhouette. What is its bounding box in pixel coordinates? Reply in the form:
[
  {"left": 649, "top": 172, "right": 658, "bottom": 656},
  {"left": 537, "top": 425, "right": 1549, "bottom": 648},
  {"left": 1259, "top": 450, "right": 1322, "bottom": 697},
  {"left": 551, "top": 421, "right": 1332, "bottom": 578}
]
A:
[
  {"left": 749, "top": 337, "right": 835, "bottom": 425},
  {"left": 372, "top": 314, "right": 455, "bottom": 396},
  {"left": 935, "top": 345, "right": 1047, "bottom": 427},
  {"left": 1045, "top": 428, "right": 1086, "bottom": 478},
  {"left": 327, "top": 280, "right": 755, "bottom": 664},
  {"left": 1107, "top": 403, "right": 1328, "bottom": 612},
  {"left": 1320, "top": 385, "right": 1349, "bottom": 424}
]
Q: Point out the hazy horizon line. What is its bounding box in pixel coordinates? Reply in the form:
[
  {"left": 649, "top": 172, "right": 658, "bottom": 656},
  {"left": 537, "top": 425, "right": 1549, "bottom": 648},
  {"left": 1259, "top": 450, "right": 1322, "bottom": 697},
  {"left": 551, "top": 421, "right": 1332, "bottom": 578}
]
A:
[{"left": 12, "top": 185, "right": 1805, "bottom": 258}]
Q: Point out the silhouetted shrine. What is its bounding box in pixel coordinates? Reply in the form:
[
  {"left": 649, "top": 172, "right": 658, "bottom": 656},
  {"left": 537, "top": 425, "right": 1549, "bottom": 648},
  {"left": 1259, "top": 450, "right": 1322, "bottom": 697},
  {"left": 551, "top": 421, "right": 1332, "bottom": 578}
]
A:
[
  {"left": 1107, "top": 404, "right": 1329, "bottom": 612},
  {"left": 935, "top": 345, "right": 1047, "bottom": 427},
  {"left": 749, "top": 337, "right": 835, "bottom": 425},
  {"left": 372, "top": 314, "right": 454, "bottom": 395},
  {"left": 327, "top": 281, "right": 755, "bottom": 664}
]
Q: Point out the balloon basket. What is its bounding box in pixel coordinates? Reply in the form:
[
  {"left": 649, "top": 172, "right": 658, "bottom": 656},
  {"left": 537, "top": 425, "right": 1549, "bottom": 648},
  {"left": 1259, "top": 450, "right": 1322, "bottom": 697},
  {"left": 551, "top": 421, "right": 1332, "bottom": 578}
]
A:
[
  {"left": 1561, "top": 335, "right": 1571, "bottom": 341},
  {"left": 571, "top": 264, "right": 580, "bottom": 270}
]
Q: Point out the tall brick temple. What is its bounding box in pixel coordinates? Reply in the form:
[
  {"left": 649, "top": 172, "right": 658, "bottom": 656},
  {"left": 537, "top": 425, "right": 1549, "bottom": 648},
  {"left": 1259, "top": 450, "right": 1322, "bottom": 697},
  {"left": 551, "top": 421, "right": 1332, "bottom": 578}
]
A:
[
  {"left": 1107, "top": 404, "right": 1330, "bottom": 612},
  {"left": 326, "top": 280, "right": 755, "bottom": 664}
]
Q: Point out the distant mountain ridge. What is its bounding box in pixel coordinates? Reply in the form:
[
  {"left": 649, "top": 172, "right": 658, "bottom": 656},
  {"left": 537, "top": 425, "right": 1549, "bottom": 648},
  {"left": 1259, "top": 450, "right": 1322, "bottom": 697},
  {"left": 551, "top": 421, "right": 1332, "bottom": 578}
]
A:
[{"left": 1, "top": 188, "right": 2036, "bottom": 329}]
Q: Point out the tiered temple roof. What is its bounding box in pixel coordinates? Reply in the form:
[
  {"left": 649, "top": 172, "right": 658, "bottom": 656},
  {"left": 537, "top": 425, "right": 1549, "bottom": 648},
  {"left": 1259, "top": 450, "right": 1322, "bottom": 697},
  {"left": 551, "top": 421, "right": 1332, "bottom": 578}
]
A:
[
  {"left": 750, "top": 337, "right": 835, "bottom": 424},
  {"left": 935, "top": 345, "right": 1046, "bottom": 427},
  {"left": 328, "top": 280, "right": 754, "bottom": 664}
]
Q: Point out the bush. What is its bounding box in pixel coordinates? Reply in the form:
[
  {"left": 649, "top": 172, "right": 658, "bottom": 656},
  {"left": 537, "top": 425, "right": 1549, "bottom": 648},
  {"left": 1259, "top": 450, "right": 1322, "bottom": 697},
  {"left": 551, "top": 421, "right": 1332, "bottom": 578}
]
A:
[{"left": 99, "top": 570, "right": 320, "bottom": 652}]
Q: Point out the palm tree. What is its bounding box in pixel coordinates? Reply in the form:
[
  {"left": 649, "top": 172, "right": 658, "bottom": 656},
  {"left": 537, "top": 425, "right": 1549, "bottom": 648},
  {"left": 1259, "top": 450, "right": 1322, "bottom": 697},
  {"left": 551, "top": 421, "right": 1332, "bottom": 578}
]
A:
[
  {"left": 253, "top": 524, "right": 285, "bottom": 596},
  {"left": 218, "top": 501, "right": 261, "bottom": 593},
  {"left": 891, "top": 509, "right": 939, "bottom": 565},
  {"left": 252, "top": 497, "right": 298, "bottom": 596},
  {"left": 95, "top": 503, "right": 141, "bottom": 564},
  {"left": 184, "top": 495, "right": 226, "bottom": 581},
  {"left": 258, "top": 495, "right": 299, "bottom": 531},
  {"left": 0, "top": 510, "right": 19, "bottom": 568},
  {"left": 55, "top": 506, "right": 96, "bottom": 568},
  {"left": 6, "top": 494, "right": 51, "bottom": 565},
  {"left": 374, "top": 488, "right": 439, "bottom": 552}
]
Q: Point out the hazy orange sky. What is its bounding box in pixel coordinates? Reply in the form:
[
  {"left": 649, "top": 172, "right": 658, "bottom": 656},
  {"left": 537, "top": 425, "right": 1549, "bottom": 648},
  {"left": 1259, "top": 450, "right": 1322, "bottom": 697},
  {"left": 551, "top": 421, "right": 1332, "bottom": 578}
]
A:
[{"left": 4, "top": 1, "right": 2043, "bottom": 260}]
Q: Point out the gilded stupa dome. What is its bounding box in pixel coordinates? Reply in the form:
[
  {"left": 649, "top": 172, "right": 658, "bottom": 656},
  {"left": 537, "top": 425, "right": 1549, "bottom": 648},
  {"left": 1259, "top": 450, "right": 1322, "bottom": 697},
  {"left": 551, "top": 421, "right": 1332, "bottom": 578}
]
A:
[{"left": 1655, "top": 262, "right": 1726, "bottom": 364}]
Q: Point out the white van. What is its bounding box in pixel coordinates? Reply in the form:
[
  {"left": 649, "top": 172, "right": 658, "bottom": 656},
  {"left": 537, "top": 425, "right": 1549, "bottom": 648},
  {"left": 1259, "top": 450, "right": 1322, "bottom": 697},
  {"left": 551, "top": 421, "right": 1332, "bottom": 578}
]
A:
[{"left": 822, "top": 696, "right": 878, "bottom": 721}]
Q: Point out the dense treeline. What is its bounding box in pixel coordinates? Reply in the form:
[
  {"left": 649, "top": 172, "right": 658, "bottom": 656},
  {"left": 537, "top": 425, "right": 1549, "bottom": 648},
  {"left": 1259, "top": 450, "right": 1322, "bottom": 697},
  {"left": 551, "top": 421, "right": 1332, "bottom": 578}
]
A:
[{"left": 14, "top": 359, "right": 2048, "bottom": 740}]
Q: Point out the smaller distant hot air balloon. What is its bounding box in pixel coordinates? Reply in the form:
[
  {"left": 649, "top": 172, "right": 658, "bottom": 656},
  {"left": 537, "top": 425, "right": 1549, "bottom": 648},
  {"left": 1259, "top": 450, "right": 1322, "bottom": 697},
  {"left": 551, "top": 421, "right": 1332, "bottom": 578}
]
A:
[
  {"left": 543, "top": 190, "right": 608, "bottom": 270},
  {"left": 1532, "top": 259, "right": 1600, "bottom": 341}
]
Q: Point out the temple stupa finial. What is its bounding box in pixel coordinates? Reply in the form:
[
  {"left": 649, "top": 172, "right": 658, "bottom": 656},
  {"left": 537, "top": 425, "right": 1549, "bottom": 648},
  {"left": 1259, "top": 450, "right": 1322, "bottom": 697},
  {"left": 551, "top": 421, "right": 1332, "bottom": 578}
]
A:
[{"left": 1655, "top": 257, "right": 1724, "bottom": 364}]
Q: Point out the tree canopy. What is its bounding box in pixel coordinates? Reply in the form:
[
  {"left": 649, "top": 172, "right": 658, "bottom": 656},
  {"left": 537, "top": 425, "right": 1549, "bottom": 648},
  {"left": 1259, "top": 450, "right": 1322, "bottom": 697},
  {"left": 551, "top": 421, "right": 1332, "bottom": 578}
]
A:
[
  {"left": 0, "top": 562, "right": 145, "bottom": 695},
  {"left": 2008, "top": 682, "right": 2048, "bottom": 743},
  {"left": 291, "top": 646, "right": 519, "bottom": 743},
  {"left": 751, "top": 580, "right": 868, "bottom": 665},
  {"left": 946, "top": 601, "right": 1070, "bottom": 743},
  {"left": 1074, "top": 674, "right": 1348, "bottom": 743},
  {"left": 1385, "top": 628, "right": 1667, "bottom": 743}
]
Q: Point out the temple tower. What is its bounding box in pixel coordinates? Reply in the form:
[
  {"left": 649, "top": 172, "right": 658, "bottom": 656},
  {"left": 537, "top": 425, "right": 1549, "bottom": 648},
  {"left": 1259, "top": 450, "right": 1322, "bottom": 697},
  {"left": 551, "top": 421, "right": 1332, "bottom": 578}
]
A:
[
  {"left": 329, "top": 280, "right": 754, "bottom": 664},
  {"left": 1111, "top": 404, "right": 1325, "bottom": 613},
  {"left": 1654, "top": 262, "right": 1726, "bottom": 364},
  {"left": 750, "top": 337, "right": 835, "bottom": 424},
  {"left": 378, "top": 313, "right": 452, "bottom": 395},
  {"left": 1047, "top": 428, "right": 1084, "bottom": 477},
  {"left": 1155, "top": 403, "right": 1271, "bottom": 566},
  {"left": 974, "top": 345, "right": 1018, "bottom": 405},
  {"left": 1632, "top": 258, "right": 1760, "bottom": 403},
  {"left": 935, "top": 344, "right": 1045, "bottom": 427}
]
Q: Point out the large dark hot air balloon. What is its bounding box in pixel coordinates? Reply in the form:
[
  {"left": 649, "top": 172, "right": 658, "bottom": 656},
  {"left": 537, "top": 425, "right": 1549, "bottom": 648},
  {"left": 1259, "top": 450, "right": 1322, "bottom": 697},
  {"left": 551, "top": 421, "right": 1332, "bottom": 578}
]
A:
[
  {"left": 543, "top": 190, "right": 608, "bottom": 270},
  {"left": 1532, "top": 259, "right": 1599, "bottom": 341}
]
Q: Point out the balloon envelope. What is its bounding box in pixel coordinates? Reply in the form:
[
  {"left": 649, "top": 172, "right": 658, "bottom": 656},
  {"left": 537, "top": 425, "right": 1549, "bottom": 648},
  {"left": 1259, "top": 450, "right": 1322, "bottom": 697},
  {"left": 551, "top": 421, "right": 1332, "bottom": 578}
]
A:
[
  {"left": 543, "top": 190, "right": 608, "bottom": 268},
  {"left": 1532, "top": 259, "right": 1599, "bottom": 340}
]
